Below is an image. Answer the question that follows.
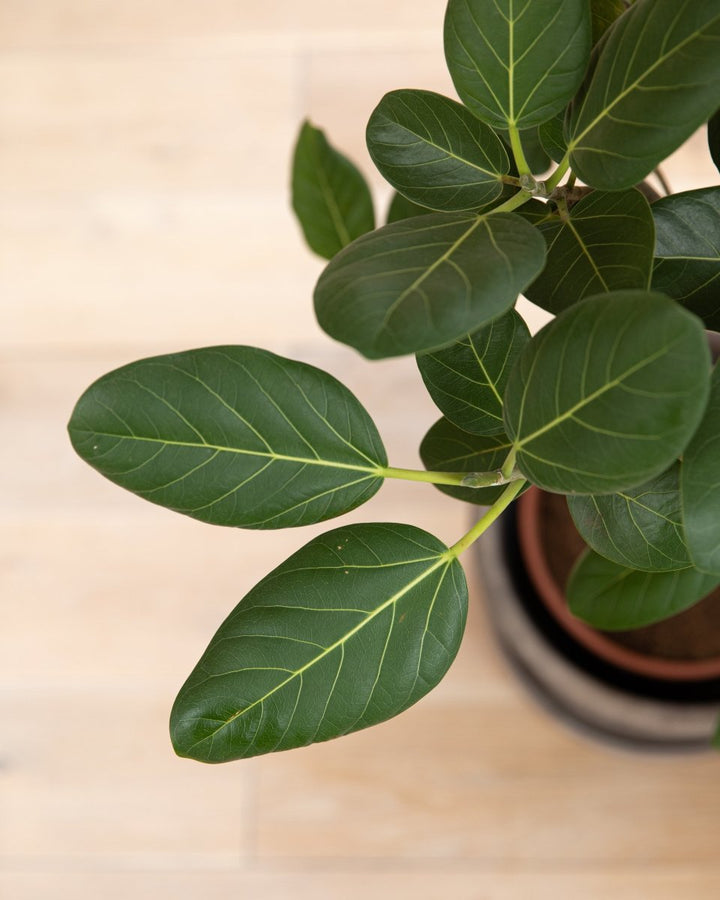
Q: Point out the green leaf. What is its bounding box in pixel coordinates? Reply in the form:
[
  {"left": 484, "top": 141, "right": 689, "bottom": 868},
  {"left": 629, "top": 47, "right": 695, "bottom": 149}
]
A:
[
  {"left": 170, "top": 522, "right": 468, "bottom": 762},
  {"left": 682, "top": 362, "right": 720, "bottom": 575},
  {"left": 416, "top": 310, "right": 530, "bottom": 435},
  {"left": 313, "top": 211, "right": 546, "bottom": 359},
  {"left": 68, "top": 346, "right": 387, "bottom": 529},
  {"left": 567, "top": 462, "right": 692, "bottom": 572},
  {"left": 386, "top": 191, "right": 434, "bottom": 224},
  {"left": 651, "top": 187, "right": 720, "bottom": 330},
  {"left": 292, "top": 120, "right": 375, "bottom": 260},
  {"left": 503, "top": 291, "right": 711, "bottom": 494},
  {"left": 444, "top": 0, "right": 591, "bottom": 130},
  {"left": 590, "top": 0, "right": 628, "bottom": 45},
  {"left": 709, "top": 109, "right": 720, "bottom": 174},
  {"left": 419, "top": 418, "right": 517, "bottom": 505},
  {"left": 525, "top": 188, "right": 655, "bottom": 315},
  {"left": 537, "top": 114, "right": 567, "bottom": 164},
  {"left": 568, "top": 549, "right": 719, "bottom": 630},
  {"left": 567, "top": 0, "right": 720, "bottom": 190},
  {"left": 367, "top": 90, "right": 508, "bottom": 212}
]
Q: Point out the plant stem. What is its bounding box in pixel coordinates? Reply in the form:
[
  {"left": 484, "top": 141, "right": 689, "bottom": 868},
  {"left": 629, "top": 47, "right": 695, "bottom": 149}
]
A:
[
  {"left": 489, "top": 188, "right": 534, "bottom": 214},
  {"left": 447, "top": 478, "right": 527, "bottom": 559},
  {"left": 544, "top": 154, "right": 571, "bottom": 193},
  {"left": 654, "top": 166, "right": 672, "bottom": 196},
  {"left": 381, "top": 465, "right": 519, "bottom": 489},
  {"left": 508, "top": 124, "right": 532, "bottom": 176},
  {"left": 500, "top": 445, "right": 517, "bottom": 480}
]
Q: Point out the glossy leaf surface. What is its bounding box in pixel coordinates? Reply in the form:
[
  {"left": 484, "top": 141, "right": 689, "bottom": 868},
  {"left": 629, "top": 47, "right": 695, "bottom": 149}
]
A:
[
  {"left": 171, "top": 523, "right": 468, "bottom": 762},
  {"left": 417, "top": 310, "right": 530, "bottom": 435},
  {"left": 682, "top": 363, "right": 720, "bottom": 575},
  {"left": 567, "top": 462, "right": 691, "bottom": 572},
  {"left": 292, "top": 121, "right": 375, "bottom": 260},
  {"left": 444, "top": 0, "right": 591, "bottom": 130},
  {"left": 567, "top": 0, "right": 720, "bottom": 190},
  {"left": 525, "top": 189, "right": 655, "bottom": 315},
  {"left": 568, "top": 549, "right": 719, "bottom": 630},
  {"left": 419, "top": 418, "right": 517, "bottom": 505},
  {"left": 314, "top": 212, "right": 546, "bottom": 359},
  {"left": 367, "top": 90, "right": 508, "bottom": 212},
  {"left": 503, "top": 291, "right": 710, "bottom": 494},
  {"left": 68, "top": 347, "right": 387, "bottom": 529},
  {"left": 652, "top": 188, "right": 720, "bottom": 330}
]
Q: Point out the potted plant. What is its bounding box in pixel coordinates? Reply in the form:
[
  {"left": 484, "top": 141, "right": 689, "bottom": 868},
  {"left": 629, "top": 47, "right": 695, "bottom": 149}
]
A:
[{"left": 67, "top": 0, "right": 720, "bottom": 762}]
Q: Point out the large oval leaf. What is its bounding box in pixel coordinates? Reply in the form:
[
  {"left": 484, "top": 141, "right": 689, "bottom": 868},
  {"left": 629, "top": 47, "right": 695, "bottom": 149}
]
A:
[
  {"left": 525, "top": 189, "right": 655, "bottom": 315},
  {"left": 444, "top": 0, "right": 591, "bottom": 130},
  {"left": 682, "top": 362, "right": 720, "bottom": 575},
  {"left": 386, "top": 191, "right": 434, "bottom": 224},
  {"left": 567, "top": 462, "right": 692, "bottom": 572},
  {"left": 314, "top": 211, "right": 546, "bottom": 359},
  {"left": 366, "top": 90, "right": 508, "bottom": 212},
  {"left": 568, "top": 549, "right": 719, "bottom": 630},
  {"left": 170, "top": 523, "right": 468, "bottom": 762},
  {"left": 503, "top": 291, "right": 711, "bottom": 494},
  {"left": 651, "top": 187, "right": 720, "bottom": 330},
  {"left": 292, "top": 120, "right": 375, "bottom": 260},
  {"left": 567, "top": 0, "right": 720, "bottom": 190},
  {"left": 416, "top": 309, "right": 530, "bottom": 435},
  {"left": 419, "top": 418, "right": 519, "bottom": 505},
  {"left": 68, "top": 347, "right": 387, "bottom": 529},
  {"left": 591, "top": 0, "right": 628, "bottom": 45}
]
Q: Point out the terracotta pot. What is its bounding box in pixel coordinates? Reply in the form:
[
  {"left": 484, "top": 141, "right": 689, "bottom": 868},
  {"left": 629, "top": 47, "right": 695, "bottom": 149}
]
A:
[{"left": 516, "top": 487, "right": 720, "bottom": 683}]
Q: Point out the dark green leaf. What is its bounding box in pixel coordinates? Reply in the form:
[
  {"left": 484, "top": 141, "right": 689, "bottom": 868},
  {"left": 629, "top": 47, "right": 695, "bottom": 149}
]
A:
[
  {"left": 292, "top": 120, "right": 375, "bottom": 260},
  {"left": 525, "top": 189, "right": 655, "bottom": 315},
  {"left": 417, "top": 310, "right": 530, "bottom": 435},
  {"left": 567, "top": 462, "right": 692, "bottom": 572},
  {"left": 568, "top": 549, "right": 719, "bottom": 630},
  {"left": 444, "top": 0, "right": 591, "bottom": 130},
  {"left": 68, "top": 347, "right": 387, "bottom": 529},
  {"left": 503, "top": 291, "right": 711, "bottom": 494},
  {"left": 537, "top": 114, "right": 567, "bottom": 164},
  {"left": 170, "top": 523, "right": 468, "bottom": 762},
  {"left": 651, "top": 187, "right": 720, "bottom": 330},
  {"left": 682, "top": 362, "right": 720, "bottom": 575},
  {"left": 314, "top": 211, "right": 546, "bottom": 359},
  {"left": 386, "top": 192, "right": 434, "bottom": 224},
  {"left": 591, "top": 0, "right": 628, "bottom": 45},
  {"left": 709, "top": 109, "right": 720, "bottom": 174},
  {"left": 567, "top": 0, "right": 720, "bottom": 190},
  {"left": 419, "top": 418, "right": 518, "bottom": 505},
  {"left": 367, "top": 90, "right": 508, "bottom": 212}
]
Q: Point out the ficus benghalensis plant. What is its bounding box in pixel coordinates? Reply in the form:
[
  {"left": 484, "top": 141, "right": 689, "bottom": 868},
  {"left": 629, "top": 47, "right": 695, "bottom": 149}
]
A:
[{"left": 69, "top": 0, "right": 720, "bottom": 761}]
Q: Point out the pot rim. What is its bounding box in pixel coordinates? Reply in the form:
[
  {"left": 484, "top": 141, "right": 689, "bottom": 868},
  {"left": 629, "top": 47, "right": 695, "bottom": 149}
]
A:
[{"left": 516, "top": 486, "right": 720, "bottom": 682}]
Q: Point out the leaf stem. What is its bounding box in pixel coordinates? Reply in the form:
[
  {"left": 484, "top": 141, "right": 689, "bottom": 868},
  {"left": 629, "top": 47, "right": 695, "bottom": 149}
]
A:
[
  {"left": 488, "top": 188, "right": 534, "bottom": 215},
  {"left": 508, "top": 124, "right": 532, "bottom": 177},
  {"left": 381, "top": 465, "right": 519, "bottom": 489},
  {"left": 447, "top": 478, "right": 527, "bottom": 559},
  {"left": 500, "top": 445, "right": 518, "bottom": 481},
  {"left": 544, "top": 154, "right": 571, "bottom": 193}
]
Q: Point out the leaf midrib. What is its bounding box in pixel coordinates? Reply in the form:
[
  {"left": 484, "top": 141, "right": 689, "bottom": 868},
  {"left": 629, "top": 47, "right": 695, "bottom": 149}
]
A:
[
  {"left": 77, "top": 429, "right": 383, "bottom": 476},
  {"left": 515, "top": 343, "right": 673, "bottom": 448}
]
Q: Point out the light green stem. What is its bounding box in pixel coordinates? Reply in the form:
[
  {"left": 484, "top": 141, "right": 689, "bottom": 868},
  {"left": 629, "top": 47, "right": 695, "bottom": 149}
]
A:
[
  {"left": 381, "top": 465, "right": 517, "bottom": 489},
  {"left": 544, "top": 153, "right": 571, "bottom": 193},
  {"left": 500, "top": 445, "right": 518, "bottom": 481},
  {"left": 508, "top": 124, "right": 531, "bottom": 176},
  {"left": 488, "top": 188, "right": 533, "bottom": 215},
  {"left": 447, "top": 478, "right": 527, "bottom": 559}
]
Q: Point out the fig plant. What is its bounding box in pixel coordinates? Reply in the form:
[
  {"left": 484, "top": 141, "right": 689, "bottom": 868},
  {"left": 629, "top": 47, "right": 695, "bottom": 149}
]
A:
[{"left": 68, "top": 0, "right": 720, "bottom": 762}]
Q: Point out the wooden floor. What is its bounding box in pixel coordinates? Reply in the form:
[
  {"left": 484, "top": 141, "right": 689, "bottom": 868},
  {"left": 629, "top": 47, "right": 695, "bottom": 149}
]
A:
[{"left": 2, "top": 3, "right": 720, "bottom": 897}]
